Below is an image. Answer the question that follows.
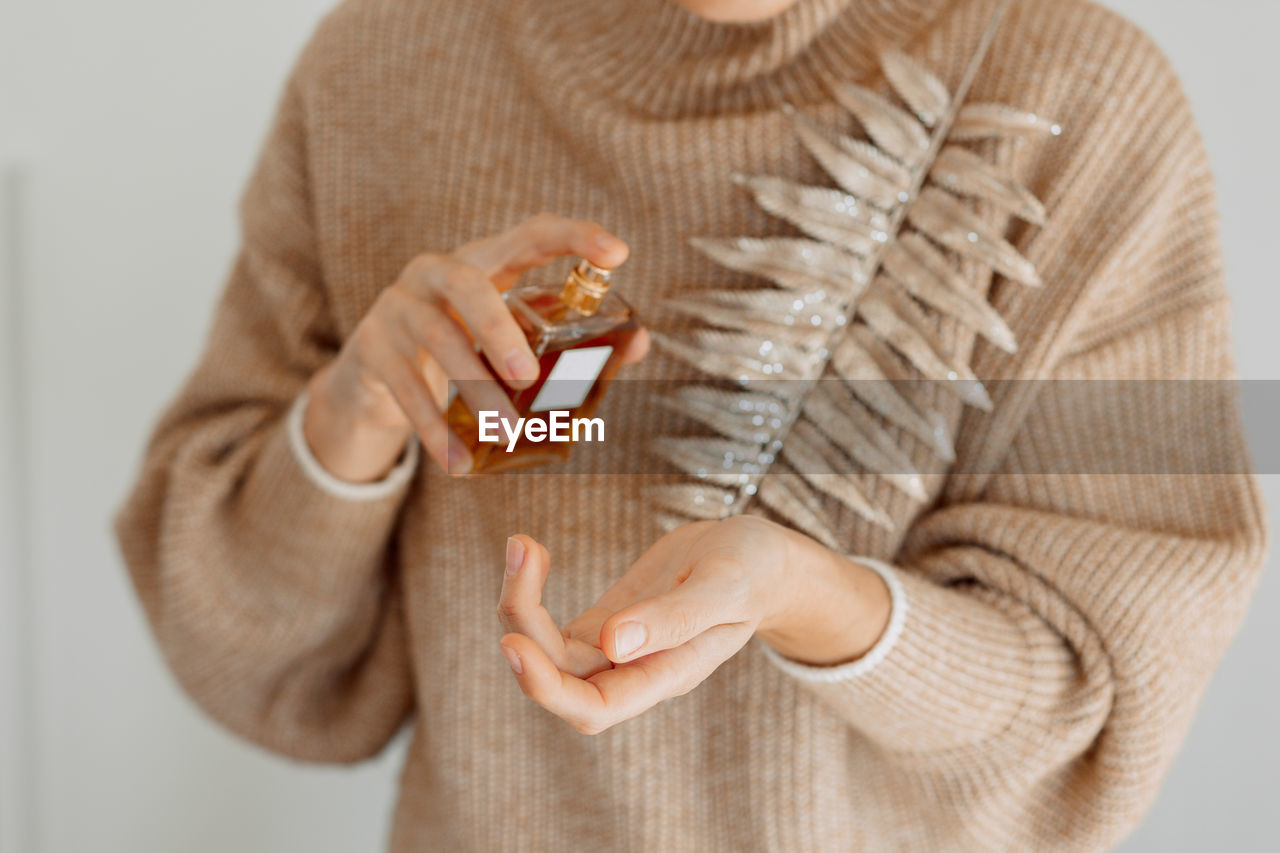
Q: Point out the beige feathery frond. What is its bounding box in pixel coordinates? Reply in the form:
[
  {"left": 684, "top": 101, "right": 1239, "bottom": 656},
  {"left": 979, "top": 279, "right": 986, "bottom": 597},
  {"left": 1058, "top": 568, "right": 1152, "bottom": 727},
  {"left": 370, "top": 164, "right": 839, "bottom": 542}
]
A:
[{"left": 649, "top": 0, "right": 1057, "bottom": 544}]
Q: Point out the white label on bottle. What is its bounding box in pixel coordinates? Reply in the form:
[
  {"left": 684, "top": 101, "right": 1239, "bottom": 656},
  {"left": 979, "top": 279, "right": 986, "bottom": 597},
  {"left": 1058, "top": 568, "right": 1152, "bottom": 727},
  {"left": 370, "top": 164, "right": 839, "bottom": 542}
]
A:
[{"left": 529, "top": 346, "right": 614, "bottom": 413}]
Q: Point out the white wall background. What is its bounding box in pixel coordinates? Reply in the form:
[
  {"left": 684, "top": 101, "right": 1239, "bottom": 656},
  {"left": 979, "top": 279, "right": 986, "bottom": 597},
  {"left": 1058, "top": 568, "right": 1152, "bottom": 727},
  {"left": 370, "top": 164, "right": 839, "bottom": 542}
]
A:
[{"left": 1, "top": 2, "right": 1275, "bottom": 851}]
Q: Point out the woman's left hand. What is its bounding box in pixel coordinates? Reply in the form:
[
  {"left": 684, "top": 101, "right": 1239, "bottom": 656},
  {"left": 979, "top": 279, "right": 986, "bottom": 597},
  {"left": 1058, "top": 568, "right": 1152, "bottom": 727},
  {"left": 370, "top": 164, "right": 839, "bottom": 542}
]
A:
[{"left": 496, "top": 516, "right": 891, "bottom": 735}]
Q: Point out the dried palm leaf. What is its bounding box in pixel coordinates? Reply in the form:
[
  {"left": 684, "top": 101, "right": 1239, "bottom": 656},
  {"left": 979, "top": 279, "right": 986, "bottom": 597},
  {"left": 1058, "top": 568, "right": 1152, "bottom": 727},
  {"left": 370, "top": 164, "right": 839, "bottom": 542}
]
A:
[
  {"left": 878, "top": 48, "right": 951, "bottom": 127},
  {"left": 688, "top": 236, "right": 869, "bottom": 296},
  {"left": 801, "top": 383, "right": 928, "bottom": 501},
  {"left": 908, "top": 187, "right": 1042, "bottom": 286},
  {"left": 846, "top": 326, "right": 956, "bottom": 458},
  {"left": 783, "top": 419, "right": 894, "bottom": 529},
  {"left": 647, "top": 436, "right": 769, "bottom": 486},
  {"left": 784, "top": 105, "right": 906, "bottom": 209},
  {"left": 651, "top": 328, "right": 823, "bottom": 382},
  {"left": 831, "top": 82, "right": 932, "bottom": 165},
  {"left": 857, "top": 291, "right": 992, "bottom": 410},
  {"left": 755, "top": 473, "right": 844, "bottom": 550},
  {"left": 732, "top": 174, "right": 889, "bottom": 256},
  {"left": 650, "top": 483, "right": 737, "bottom": 520},
  {"left": 884, "top": 232, "right": 1018, "bottom": 353},
  {"left": 833, "top": 330, "right": 954, "bottom": 460},
  {"left": 649, "top": 0, "right": 1055, "bottom": 544},
  {"left": 655, "top": 385, "right": 788, "bottom": 446},
  {"left": 932, "top": 145, "right": 1047, "bottom": 225},
  {"left": 835, "top": 135, "right": 914, "bottom": 187},
  {"left": 950, "top": 103, "right": 1062, "bottom": 141}
]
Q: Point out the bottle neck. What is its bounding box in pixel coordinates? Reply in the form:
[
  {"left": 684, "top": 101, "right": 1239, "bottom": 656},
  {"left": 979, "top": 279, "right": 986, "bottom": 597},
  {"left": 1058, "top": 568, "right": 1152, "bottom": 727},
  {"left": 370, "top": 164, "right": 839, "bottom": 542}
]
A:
[{"left": 559, "top": 259, "right": 612, "bottom": 316}]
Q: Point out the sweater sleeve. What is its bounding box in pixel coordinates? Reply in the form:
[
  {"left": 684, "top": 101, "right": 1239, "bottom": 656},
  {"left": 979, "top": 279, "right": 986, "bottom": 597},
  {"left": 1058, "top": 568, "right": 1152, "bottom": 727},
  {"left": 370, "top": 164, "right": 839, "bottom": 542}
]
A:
[
  {"left": 765, "top": 306, "right": 1266, "bottom": 847},
  {"left": 113, "top": 60, "right": 415, "bottom": 763},
  {"left": 760, "top": 40, "right": 1268, "bottom": 851}
]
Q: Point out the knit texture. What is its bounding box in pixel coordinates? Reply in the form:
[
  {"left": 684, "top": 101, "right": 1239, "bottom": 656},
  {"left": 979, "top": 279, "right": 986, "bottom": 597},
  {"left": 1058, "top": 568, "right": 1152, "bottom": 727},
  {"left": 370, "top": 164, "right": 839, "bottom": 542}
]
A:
[{"left": 115, "top": 0, "right": 1268, "bottom": 849}]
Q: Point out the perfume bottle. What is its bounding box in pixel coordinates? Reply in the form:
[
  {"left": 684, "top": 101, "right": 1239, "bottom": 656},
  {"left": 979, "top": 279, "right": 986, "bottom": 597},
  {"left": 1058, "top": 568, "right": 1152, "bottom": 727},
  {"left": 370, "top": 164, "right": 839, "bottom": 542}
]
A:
[{"left": 446, "top": 259, "right": 639, "bottom": 473}]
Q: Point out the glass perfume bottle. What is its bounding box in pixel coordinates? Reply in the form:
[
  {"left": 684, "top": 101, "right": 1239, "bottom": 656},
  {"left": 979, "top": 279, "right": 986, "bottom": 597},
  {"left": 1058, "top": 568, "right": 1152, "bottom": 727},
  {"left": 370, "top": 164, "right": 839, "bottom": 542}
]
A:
[{"left": 446, "top": 259, "right": 639, "bottom": 473}]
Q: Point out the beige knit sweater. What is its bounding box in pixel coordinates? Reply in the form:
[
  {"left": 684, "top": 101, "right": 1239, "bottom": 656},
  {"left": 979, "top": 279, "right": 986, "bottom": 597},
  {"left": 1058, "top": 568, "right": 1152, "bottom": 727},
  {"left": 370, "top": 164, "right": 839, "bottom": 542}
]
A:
[{"left": 115, "top": 0, "right": 1268, "bottom": 849}]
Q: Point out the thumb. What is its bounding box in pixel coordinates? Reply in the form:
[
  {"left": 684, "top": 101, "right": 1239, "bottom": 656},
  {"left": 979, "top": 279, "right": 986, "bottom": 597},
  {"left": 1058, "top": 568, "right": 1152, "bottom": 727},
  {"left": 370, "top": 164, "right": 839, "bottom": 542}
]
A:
[{"left": 601, "top": 572, "right": 745, "bottom": 664}]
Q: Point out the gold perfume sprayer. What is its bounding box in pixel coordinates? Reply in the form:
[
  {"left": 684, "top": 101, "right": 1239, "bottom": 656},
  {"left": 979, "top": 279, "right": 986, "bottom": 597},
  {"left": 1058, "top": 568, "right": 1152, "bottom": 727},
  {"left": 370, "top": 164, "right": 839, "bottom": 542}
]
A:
[{"left": 560, "top": 259, "right": 611, "bottom": 316}]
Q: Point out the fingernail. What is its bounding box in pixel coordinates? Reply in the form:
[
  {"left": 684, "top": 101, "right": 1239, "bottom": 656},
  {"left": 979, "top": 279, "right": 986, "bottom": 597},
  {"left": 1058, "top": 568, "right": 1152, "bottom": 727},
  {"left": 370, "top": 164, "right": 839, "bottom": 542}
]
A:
[
  {"left": 446, "top": 443, "right": 472, "bottom": 475},
  {"left": 505, "top": 537, "right": 525, "bottom": 577},
  {"left": 504, "top": 349, "right": 538, "bottom": 385},
  {"left": 502, "top": 645, "right": 523, "bottom": 675},
  {"left": 595, "top": 232, "right": 623, "bottom": 252},
  {"left": 613, "top": 622, "right": 647, "bottom": 659}
]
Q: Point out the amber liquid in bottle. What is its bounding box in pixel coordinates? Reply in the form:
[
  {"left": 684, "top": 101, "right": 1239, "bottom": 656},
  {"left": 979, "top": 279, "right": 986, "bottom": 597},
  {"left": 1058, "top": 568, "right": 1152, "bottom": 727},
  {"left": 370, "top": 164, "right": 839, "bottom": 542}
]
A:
[{"left": 446, "top": 260, "right": 639, "bottom": 474}]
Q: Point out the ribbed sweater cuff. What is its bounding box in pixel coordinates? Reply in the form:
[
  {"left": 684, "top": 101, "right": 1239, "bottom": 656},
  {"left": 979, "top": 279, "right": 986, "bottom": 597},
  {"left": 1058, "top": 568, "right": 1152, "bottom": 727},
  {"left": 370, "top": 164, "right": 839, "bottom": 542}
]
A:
[
  {"left": 286, "top": 389, "right": 420, "bottom": 501},
  {"left": 759, "top": 557, "right": 907, "bottom": 682},
  {"left": 761, "top": 561, "right": 1034, "bottom": 753}
]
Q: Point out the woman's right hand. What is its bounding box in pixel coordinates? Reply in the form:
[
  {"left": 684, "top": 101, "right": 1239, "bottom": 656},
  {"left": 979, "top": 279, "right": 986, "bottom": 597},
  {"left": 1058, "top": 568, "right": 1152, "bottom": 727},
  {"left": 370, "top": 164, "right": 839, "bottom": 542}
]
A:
[{"left": 302, "top": 213, "right": 643, "bottom": 481}]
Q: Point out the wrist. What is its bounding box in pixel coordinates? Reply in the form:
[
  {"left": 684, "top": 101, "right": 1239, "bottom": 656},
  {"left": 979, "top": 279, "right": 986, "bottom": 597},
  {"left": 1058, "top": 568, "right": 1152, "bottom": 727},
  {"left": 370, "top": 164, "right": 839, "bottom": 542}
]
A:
[
  {"left": 303, "top": 363, "right": 414, "bottom": 483},
  {"left": 757, "top": 532, "right": 892, "bottom": 666}
]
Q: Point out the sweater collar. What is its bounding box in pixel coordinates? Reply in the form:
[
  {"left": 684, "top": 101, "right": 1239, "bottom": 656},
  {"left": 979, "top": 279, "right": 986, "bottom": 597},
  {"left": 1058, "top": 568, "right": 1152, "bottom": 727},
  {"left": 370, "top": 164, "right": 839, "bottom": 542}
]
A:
[{"left": 516, "top": 0, "right": 948, "bottom": 117}]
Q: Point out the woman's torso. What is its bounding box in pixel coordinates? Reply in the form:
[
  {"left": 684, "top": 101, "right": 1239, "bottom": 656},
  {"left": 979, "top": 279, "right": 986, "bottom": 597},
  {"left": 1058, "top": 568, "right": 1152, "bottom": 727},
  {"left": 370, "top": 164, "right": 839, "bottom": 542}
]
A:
[{"left": 295, "top": 0, "right": 1103, "bottom": 848}]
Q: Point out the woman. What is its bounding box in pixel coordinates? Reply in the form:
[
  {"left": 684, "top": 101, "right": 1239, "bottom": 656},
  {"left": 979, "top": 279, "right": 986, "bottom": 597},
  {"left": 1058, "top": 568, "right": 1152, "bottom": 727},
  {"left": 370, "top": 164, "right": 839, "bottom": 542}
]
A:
[{"left": 116, "top": 0, "right": 1267, "bottom": 849}]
